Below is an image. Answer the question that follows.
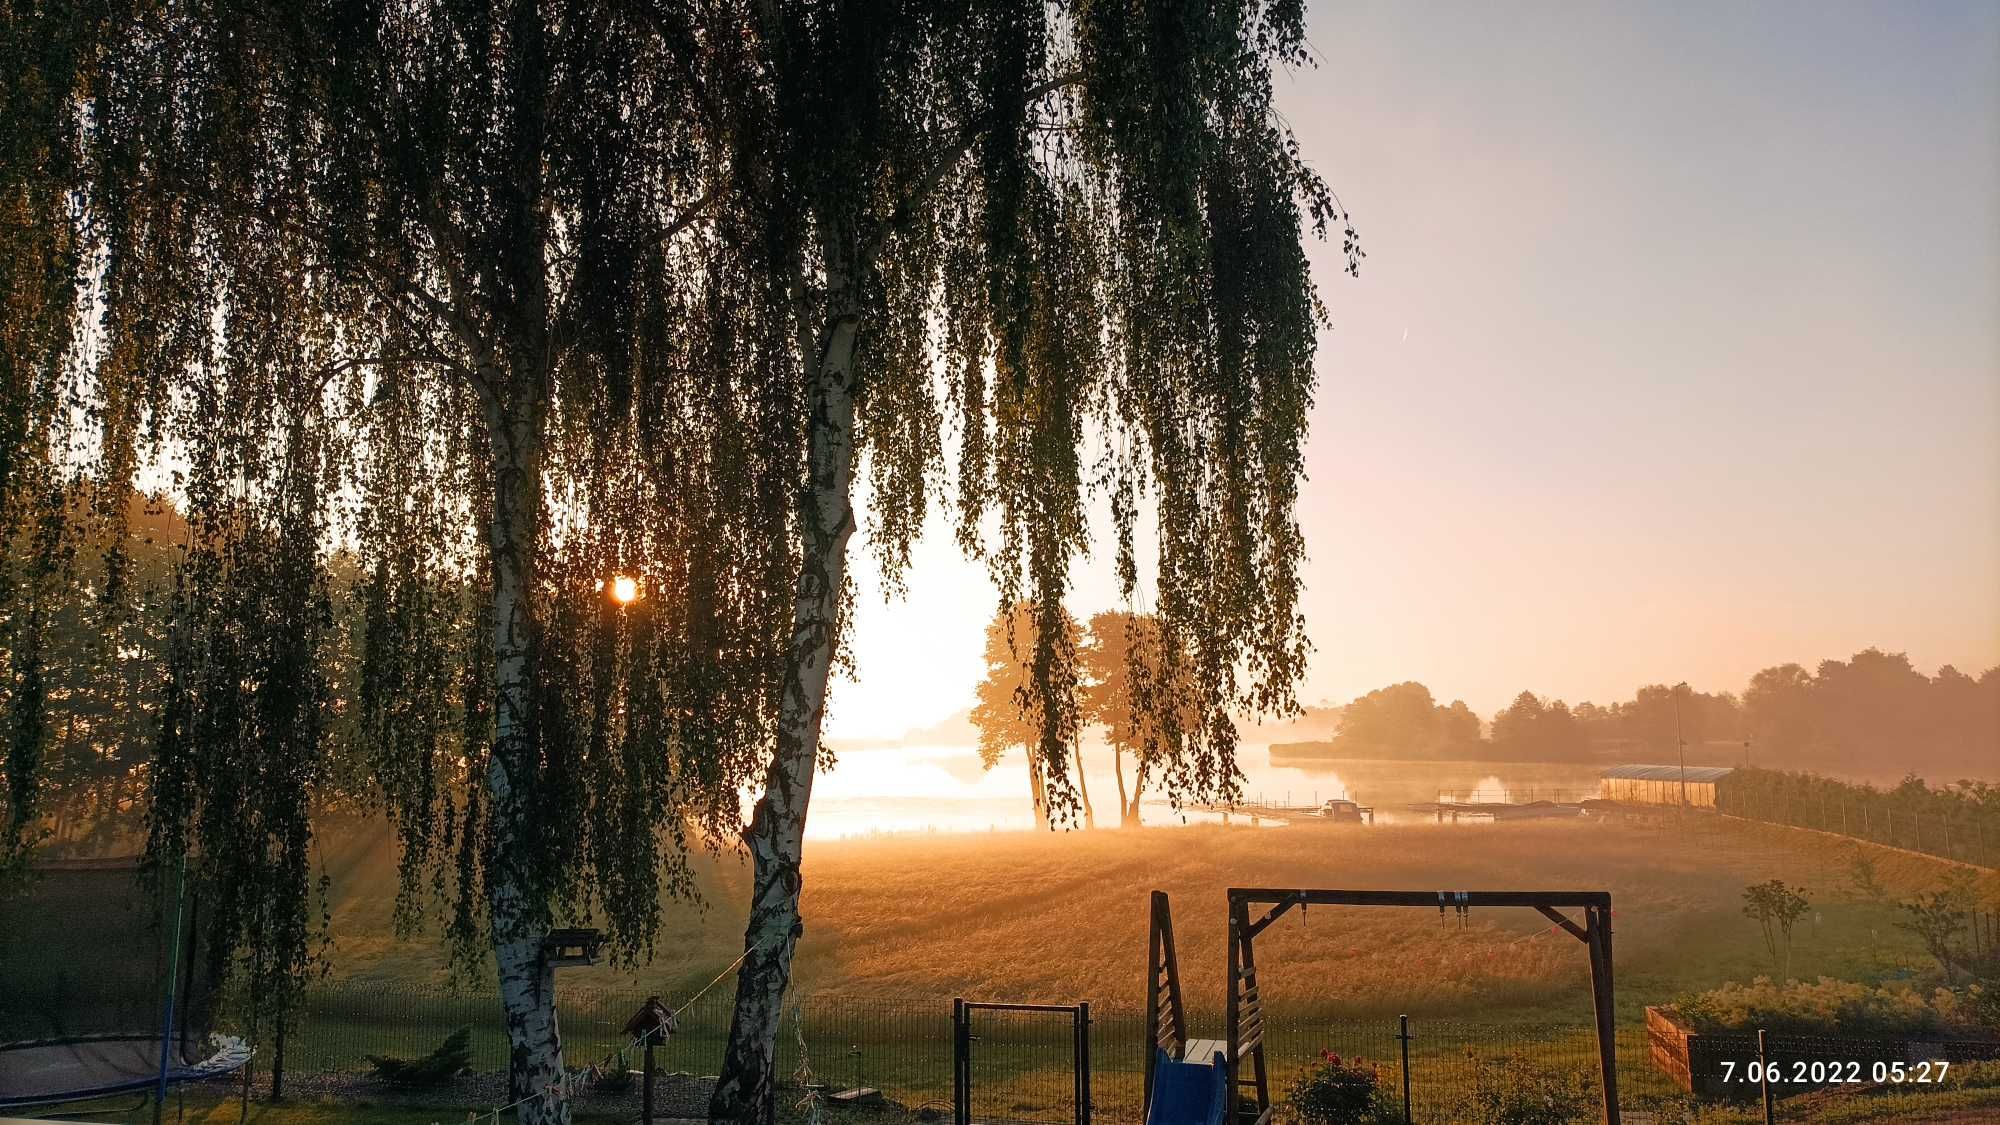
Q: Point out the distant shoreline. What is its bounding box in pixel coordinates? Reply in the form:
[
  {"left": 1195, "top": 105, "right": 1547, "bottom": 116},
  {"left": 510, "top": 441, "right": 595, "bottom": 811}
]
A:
[{"left": 1267, "top": 740, "right": 1617, "bottom": 766}]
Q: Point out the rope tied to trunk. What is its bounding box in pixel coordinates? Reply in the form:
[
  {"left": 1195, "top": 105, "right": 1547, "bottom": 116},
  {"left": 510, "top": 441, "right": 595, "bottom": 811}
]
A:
[{"left": 468, "top": 933, "right": 774, "bottom": 1123}]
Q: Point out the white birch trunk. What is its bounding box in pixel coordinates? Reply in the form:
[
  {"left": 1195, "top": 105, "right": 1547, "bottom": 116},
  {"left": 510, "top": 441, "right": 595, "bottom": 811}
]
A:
[
  {"left": 483, "top": 404, "right": 567, "bottom": 1125},
  {"left": 708, "top": 290, "right": 862, "bottom": 1124}
]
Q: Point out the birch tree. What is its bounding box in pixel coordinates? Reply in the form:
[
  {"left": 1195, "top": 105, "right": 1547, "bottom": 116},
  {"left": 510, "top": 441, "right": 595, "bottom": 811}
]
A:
[
  {"left": 6, "top": 3, "right": 1357, "bottom": 1122},
  {"left": 2, "top": 4, "right": 781, "bottom": 1122},
  {"left": 706, "top": 1, "right": 1358, "bottom": 1118}
]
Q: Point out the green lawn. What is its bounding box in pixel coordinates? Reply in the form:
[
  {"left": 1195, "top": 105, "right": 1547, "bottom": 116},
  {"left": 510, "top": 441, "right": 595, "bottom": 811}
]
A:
[
  {"left": 6, "top": 810, "right": 1995, "bottom": 1123},
  {"left": 20, "top": 1094, "right": 628, "bottom": 1125},
  {"left": 29, "top": 1073, "right": 2000, "bottom": 1125}
]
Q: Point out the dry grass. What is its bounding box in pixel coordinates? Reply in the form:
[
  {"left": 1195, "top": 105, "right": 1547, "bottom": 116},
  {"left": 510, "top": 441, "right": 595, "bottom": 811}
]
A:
[{"left": 308, "top": 813, "right": 1993, "bottom": 1022}]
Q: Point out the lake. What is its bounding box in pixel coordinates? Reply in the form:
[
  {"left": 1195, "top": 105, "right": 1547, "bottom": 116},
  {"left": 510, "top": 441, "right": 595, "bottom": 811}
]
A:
[{"left": 800, "top": 742, "right": 1612, "bottom": 838}]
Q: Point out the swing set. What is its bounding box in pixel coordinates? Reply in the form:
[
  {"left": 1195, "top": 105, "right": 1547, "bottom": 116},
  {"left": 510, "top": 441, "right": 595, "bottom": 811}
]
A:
[{"left": 1145, "top": 888, "right": 1621, "bottom": 1125}]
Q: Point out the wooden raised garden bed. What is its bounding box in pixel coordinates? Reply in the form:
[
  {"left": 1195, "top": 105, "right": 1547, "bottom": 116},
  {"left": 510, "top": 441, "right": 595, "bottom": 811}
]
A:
[{"left": 1647, "top": 1005, "right": 2000, "bottom": 1100}]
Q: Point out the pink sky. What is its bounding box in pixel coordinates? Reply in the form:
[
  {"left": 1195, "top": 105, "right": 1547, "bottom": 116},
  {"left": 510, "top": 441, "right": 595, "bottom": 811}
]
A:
[{"left": 824, "top": 1, "right": 2000, "bottom": 739}]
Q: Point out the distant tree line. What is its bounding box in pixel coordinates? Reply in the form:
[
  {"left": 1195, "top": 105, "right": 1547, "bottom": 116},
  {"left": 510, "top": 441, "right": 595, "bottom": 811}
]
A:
[
  {"left": 1296, "top": 648, "right": 1998, "bottom": 776},
  {"left": 3, "top": 495, "right": 183, "bottom": 853},
  {"left": 1739, "top": 651, "right": 1997, "bottom": 777},
  {"left": 5, "top": 496, "right": 404, "bottom": 855},
  {"left": 1315, "top": 682, "right": 1482, "bottom": 759}
]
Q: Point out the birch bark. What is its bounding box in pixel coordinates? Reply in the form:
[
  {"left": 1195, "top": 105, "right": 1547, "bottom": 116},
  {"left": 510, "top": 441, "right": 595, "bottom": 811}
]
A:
[
  {"left": 483, "top": 400, "right": 566, "bottom": 1125},
  {"left": 708, "top": 281, "right": 862, "bottom": 1123}
]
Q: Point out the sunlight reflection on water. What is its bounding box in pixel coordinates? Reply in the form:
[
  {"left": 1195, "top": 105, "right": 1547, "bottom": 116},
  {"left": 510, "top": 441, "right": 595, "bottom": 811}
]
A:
[{"left": 787, "top": 744, "right": 1606, "bottom": 839}]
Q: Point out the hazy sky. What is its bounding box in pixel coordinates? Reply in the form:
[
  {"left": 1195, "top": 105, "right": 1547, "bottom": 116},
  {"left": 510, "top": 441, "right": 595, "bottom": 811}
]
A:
[{"left": 825, "top": 0, "right": 2000, "bottom": 740}]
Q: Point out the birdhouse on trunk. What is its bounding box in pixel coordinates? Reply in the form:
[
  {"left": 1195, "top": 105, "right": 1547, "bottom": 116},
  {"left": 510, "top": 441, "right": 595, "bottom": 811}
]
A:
[{"left": 541, "top": 927, "right": 605, "bottom": 968}]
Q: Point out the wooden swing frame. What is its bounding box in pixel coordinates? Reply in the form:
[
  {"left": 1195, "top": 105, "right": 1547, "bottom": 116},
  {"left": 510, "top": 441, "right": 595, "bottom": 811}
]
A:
[{"left": 1146, "top": 888, "right": 1620, "bottom": 1125}]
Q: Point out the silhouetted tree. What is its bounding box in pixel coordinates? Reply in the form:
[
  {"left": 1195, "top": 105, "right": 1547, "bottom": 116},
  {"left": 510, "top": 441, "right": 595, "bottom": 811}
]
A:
[
  {"left": 1080, "top": 611, "right": 1199, "bottom": 826},
  {"left": 6, "top": 5, "right": 1354, "bottom": 1117},
  {"left": 1744, "top": 663, "right": 1816, "bottom": 758},
  {"left": 1490, "top": 691, "right": 1588, "bottom": 760},
  {"left": 703, "top": 5, "right": 1352, "bottom": 1115},
  {"left": 1740, "top": 650, "right": 1999, "bottom": 774},
  {"left": 2, "top": 495, "right": 180, "bottom": 852},
  {"left": 1337, "top": 682, "right": 1440, "bottom": 753},
  {"left": 1742, "top": 879, "right": 1811, "bottom": 980},
  {"left": 1440, "top": 699, "right": 1483, "bottom": 747},
  {"left": 1897, "top": 873, "right": 1979, "bottom": 983},
  {"left": 972, "top": 603, "right": 1088, "bottom": 830},
  {"left": 2, "top": 6, "right": 787, "bottom": 1117},
  {"left": 1322, "top": 682, "right": 1484, "bottom": 759}
]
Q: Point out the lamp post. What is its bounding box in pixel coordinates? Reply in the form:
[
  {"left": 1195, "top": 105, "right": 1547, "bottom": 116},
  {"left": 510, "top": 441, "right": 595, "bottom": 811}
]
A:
[{"left": 1674, "top": 682, "right": 1690, "bottom": 820}]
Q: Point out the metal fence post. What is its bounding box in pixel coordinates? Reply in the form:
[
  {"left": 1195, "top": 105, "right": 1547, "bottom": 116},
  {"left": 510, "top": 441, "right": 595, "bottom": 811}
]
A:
[
  {"left": 1076, "top": 1001, "right": 1091, "bottom": 1125},
  {"left": 1397, "top": 1014, "right": 1413, "bottom": 1123},
  {"left": 1757, "top": 1028, "right": 1774, "bottom": 1125},
  {"left": 953, "top": 998, "right": 967, "bottom": 1125}
]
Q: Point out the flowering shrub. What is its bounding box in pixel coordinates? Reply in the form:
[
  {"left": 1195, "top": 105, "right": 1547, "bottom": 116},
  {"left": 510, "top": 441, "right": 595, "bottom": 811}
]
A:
[
  {"left": 1446, "top": 1053, "right": 1595, "bottom": 1125},
  {"left": 1283, "top": 1050, "right": 1396, "bottom": 1125},
  {"left": 1678, "top": 976, "right": 1988, "bottom": 1038}
]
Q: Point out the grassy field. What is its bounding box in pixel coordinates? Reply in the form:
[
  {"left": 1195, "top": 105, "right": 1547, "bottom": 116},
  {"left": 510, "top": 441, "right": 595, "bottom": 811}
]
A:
[
  {"left": 303, "top": 809, "right": 1992, "bottom": 1021},
  {"left": 8, "top": 809, "right": 1995, "bottom": 1121}
]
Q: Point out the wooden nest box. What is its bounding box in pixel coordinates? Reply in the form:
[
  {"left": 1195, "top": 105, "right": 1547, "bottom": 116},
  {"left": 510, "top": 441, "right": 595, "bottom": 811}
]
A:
[
  {"left": 622, "top": 995, "right": 676, "bottom": 1043},
  {"left": 542, "top": 927, "right": 606, "bottom": 967}
]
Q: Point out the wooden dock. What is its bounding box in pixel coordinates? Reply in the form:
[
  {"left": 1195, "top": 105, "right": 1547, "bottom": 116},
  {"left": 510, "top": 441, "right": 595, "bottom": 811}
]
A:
[
  {"left": 1406, "top": 799, "right": 1587, "bottom": 822},
  {"left": 1181, "top": 799, "right": 1376, "bottom": 825}
]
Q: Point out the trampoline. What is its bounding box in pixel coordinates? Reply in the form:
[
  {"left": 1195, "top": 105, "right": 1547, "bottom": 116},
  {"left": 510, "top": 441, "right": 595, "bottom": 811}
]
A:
[
  {"left": 0, "top": 1034, "right": 250, "bottom": 1110},
  {"left": 1, "top": 857, "right": 250, "bottom": 1113}
]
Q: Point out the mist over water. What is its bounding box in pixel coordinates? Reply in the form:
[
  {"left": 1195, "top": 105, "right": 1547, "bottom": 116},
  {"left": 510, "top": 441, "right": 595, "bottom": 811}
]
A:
[{"left": 798, "top": 744, "right": 1609, "bottom": 838}]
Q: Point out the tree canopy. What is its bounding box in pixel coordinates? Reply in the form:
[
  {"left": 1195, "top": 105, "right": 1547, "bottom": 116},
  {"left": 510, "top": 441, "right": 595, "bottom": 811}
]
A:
[
  {"left": 1324, "top": 681, "right": 1482, "bottom": 759},
  {"left": 1080, "top": 609, "right": 1200, "bottom": 826},
  {"left": 969, "top": 601, "right": 1083, "bottom": 830},
  {"left": 3, "top": 1, "right": 1352, "bottom": 1119}
]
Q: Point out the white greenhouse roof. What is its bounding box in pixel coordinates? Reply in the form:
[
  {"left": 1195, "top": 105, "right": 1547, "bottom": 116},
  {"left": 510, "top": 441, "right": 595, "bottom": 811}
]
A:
[{"left": 1600, "top": 763, "right": 1735, "bottom": 783}]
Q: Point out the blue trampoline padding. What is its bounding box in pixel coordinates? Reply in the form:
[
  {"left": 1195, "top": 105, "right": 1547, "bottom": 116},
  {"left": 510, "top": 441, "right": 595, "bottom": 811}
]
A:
[
  {"left": 1145, "top": 1048, "right": 1228, "bottom": 1125},
  {"left": 0, "top": 1034, "right": 250, "bottom": 1109}
]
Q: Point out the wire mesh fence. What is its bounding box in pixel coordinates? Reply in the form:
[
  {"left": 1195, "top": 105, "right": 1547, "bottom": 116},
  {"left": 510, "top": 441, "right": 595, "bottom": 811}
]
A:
[
  {"left": 255, "top": 982, "right": 1687, "bottom": 1120},
  {"left": 1715, "top": 772, "right": 2000, "bottom": 869},
  {"left": 277, "top": 987, "right": 960, "bottom": 1103}
]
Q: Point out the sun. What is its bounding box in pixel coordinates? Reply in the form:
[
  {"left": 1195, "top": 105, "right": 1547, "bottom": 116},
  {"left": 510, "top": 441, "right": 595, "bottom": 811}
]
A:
[{"left": 611, "top": 575, "right": 639, "bottom": 605}]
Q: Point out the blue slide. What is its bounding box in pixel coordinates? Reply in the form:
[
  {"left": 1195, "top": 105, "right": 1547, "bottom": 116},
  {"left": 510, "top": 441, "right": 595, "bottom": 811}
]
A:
[{"left": 1144, "top": 1049, "right": 1228, "bottom": 1125}]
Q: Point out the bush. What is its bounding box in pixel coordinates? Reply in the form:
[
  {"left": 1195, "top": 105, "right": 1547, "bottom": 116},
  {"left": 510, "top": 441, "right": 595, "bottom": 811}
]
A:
[
  {"left": 1678, "top": 977, "right": 1989, "bottom": 1038},
  {"left": 365, "top": 1026, "right": 473, "bottom": 1086},
  {"left": 1444, "top": 1053, "right": 1595, "bottom": 1125},
  {"left": 1969, "top": 978, "right": 2000, "bottom": 1031},
  {"left": 1942, "top": 1060, "right": 2000, "bottom": 1091},
  {"left": 1283, "top": 1050, "right": 1397, "bottom": 1125}
]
